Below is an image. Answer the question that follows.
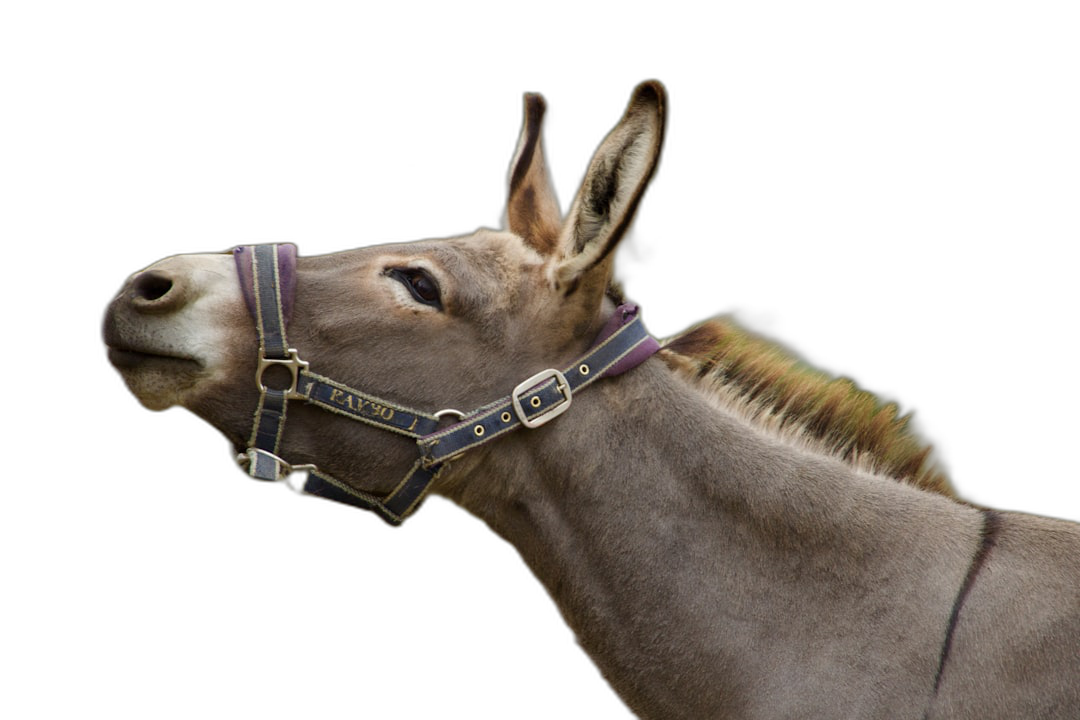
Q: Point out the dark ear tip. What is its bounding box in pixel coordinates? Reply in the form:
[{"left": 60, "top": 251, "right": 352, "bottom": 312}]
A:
[
  {"left": 631, "top": 80, "right": 666, "bottom": 112},
  {"left": 524, "top": 92, "right": 547, "bottom": 120}
]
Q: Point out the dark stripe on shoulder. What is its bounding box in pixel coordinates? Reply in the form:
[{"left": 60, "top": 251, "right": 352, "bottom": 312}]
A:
[{"left": 928, "top": 509, "right": 1001, "bottom": 706}]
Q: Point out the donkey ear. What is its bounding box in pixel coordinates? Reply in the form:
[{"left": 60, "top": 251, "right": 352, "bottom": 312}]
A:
[
  {"left": 553, "top": 81, "right": 666, "bottom": 293},
  {"left": 506, "top": 92, "right": 562, "bottom": 255}
]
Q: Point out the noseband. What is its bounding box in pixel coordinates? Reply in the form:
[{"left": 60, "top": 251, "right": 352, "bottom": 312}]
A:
[{"left": 233, "top": 243, "right": 660, "bottom": 525}]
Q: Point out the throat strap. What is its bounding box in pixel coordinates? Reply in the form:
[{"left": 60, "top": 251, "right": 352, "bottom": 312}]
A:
[
  {"left": 236, "top": 244, "right": 299, "bottom": 476},
  {"left": 235, "top": 243, "right": 660, "bottom": 525}
]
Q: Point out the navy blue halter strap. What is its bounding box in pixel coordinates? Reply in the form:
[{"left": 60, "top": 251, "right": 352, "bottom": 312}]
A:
[{"left": 234, "top": 243, "right": 660, "bottom": 525}]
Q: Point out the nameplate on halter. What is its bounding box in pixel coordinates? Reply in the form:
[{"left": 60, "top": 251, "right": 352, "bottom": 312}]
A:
[{"left": 299, "top": 371, "right": 440, "bottom": 438}]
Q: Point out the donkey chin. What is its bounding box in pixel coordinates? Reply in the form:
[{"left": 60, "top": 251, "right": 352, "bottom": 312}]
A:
[{"left": 104, "top": 252, "right": 250, "bottom": 411}]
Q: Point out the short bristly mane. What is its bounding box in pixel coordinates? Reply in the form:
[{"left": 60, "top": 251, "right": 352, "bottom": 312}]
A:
[{"left": 661, "top": 317, "right": 955, "bottom": 497}]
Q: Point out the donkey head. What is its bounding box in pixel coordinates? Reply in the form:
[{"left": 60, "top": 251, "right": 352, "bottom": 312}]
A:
[{"left": 104, "top": 82, "right": 665, "bottom": 509}]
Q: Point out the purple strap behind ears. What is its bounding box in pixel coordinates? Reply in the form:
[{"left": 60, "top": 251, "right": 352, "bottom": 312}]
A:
[
  {"left": 596, "top": 303, "right": 661, "bottom": 377},
  {"left": 234, "top": 244, "right": 298, "bottom": 324}
]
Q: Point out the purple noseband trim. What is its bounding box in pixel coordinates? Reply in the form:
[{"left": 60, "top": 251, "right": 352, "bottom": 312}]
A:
[
  {"left": 234, "top": 244, "right": 298, "bottom": 324},
  {"left": 595, "top": 303, "right": 660, "bottom": 377}
]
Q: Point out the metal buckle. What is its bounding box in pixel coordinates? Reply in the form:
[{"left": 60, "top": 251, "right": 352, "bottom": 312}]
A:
[
  {"left": 512, "top": 369, "right": 572, "bottom": 429},
  {"left": 256, "top": 348, "right": 309, "bottom": 399}
]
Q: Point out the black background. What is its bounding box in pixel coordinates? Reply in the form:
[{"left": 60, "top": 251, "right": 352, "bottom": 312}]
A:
[{"left": 35, "top": 15, "right": 1071, "bottom": 716}]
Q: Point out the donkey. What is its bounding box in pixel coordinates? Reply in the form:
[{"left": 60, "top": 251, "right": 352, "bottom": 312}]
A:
[{"left": 104, "top": 82, "right": 1079, "bottom": 719}]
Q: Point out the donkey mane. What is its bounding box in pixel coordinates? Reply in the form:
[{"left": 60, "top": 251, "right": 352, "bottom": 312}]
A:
[{"left": 660, "top": 317, "right": 955, "bottom": 498}]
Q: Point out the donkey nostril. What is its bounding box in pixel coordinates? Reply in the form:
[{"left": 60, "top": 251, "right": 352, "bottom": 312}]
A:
[
  {"left": 132, "top": 271, "right": 174, "bottom": 303},
  {"left": 134, "top": 272, "right": 172, "bottom": 301}
]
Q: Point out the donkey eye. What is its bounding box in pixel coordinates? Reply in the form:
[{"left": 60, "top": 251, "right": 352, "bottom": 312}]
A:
[{"left": 388, "top": 268, "right": 442, "bottom": 309}]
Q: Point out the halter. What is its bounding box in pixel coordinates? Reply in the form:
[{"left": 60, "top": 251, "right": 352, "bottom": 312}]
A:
[{"left": 233, "top": 243, "right": 660, "bottom": 525}]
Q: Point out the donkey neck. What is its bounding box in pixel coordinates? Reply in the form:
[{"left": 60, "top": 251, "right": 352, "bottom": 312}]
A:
[{"left": 439, "top": 358, "right": 985, "bottom": 719}]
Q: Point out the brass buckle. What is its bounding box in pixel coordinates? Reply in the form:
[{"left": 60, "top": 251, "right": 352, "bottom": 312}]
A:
[
  {"left": 256, "top": 348, "right": 309, "bottom": 399},
  {"left": 512, "top": 369, "right": 572, "bottom": 429}
]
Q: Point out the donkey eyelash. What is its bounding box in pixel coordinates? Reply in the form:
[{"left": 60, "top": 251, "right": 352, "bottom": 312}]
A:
[{"left": 386, "top": 267, "right": 443, "bottom": 310}]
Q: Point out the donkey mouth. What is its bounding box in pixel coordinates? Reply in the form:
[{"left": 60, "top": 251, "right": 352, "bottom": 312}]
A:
[
  {"left": 103, "top": 311, "right": 203, "bottom": 372},
  {"left": 107, "top": 345, "right": 202, "bottom": 371}
]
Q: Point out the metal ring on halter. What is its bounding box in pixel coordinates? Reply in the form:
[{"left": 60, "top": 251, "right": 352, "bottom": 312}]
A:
[
  {"left": 235, "top": 444, "right": 315, "bottom": 483},
  {"left": 256, "top": 348, "right": 310, "bottom": 399},
  {"left": 434, "top": 408, "right": 466, "bottom": 421}
]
